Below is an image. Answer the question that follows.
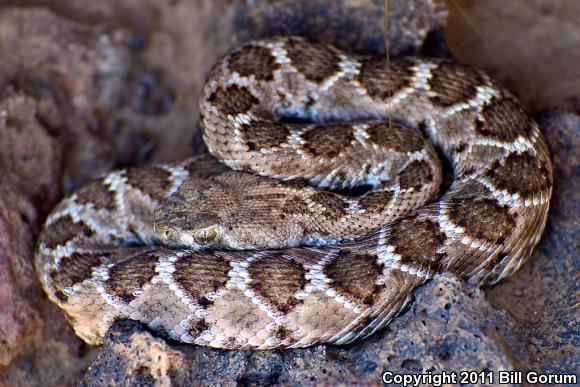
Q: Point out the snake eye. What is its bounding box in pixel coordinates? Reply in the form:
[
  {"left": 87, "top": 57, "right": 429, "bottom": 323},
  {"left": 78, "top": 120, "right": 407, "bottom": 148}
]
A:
[{"left": 193, "top": 226, "right": 218, "bottom": 245}]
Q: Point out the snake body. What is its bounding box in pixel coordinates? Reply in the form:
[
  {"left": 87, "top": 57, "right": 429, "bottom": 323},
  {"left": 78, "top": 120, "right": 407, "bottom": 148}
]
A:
[{"left": 35, "top": 37, "right": 552, "bottom": 349}]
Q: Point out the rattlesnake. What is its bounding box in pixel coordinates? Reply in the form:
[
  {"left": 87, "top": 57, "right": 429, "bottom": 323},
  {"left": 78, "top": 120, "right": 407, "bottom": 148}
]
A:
[{"left": 35, "top": 37, "right": 552, "bottom": 349}]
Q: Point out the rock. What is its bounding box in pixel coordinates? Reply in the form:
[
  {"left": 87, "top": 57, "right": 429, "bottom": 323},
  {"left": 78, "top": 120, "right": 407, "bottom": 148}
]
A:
[
  {"left": 0, "top": 7, "right": 160, "bottom": 190},
  {"left": 0, "top": 140, "right": 93, "bottom": 383},
  {"left": 233, "top": 0, "right": 448, "bottom": 56},
  {"left": 446, "top": 0, "right": 580, "bottom": 112},
  {"left": 1, "top": 1, "right": 579, "bottom": 385},
  {"left": 0, "top": 88, "right": 62, "bottom": 212},
  {"left": 0, "top": 182, "right": 41, "bottom": 366}
]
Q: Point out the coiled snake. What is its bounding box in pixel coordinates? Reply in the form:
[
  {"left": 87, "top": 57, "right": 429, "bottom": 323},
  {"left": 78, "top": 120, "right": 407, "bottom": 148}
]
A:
[{"left": 35, "top": 37, "right": 552, "bottom": 349}]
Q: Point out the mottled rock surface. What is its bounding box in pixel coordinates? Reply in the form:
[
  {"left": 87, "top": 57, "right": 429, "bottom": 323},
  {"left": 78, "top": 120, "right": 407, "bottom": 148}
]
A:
[
  {"left": 234, "top": 0, "right": 447, "bottom": 56},
  {"left": 0, "top": 0, "right": 578, "bottom": 385}
]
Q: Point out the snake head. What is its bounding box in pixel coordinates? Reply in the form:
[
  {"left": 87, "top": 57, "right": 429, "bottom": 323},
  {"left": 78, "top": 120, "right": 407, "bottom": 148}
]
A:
[
  {"left": 154, "top": 207, "right": 223, "bottom": 249},
  {"left": 153, "top": 171, "right": 307, "bottom": 250}
]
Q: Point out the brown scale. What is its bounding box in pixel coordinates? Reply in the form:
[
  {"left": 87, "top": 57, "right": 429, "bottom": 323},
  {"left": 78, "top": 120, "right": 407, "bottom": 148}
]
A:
[
  {"left": 357, "top": 58, "right": 415, "bottom": 100},
  {"left": 486, "top": 151, "right": 553, "bottom": 196},
  {"left": 208, "top": 84, "right": 258, "bottom": 117},
  {"left": 227, "top": 44, "right": 280, "bottom": 81},
  {"left": 357, "top": 190, "right": 395, "bottom": 212},
  {"left": 123, "top": 166, "right": 174, "bottom": 202},
  {"left": 39, "top": 216, "right": 94, "bottom": 250},
  {"left": 475, "top": 96, "right": 532, "bottom": 141},
  {"left": 398, "top": 159, "right": 435, "bottom": 190},
  {"left": 428, "top": 60, "right": 484, "bottom": 107},
  {"left": 364, "top": 122, "right": 425, "bottom": 152},
  {"left": 171, "top": 252, "right": 232, "bottom": 306},
  {"left": 238, "top": 120, "right": 291, "bottom": 151},
  {"left": 187, "top": 319, "right": 210, "bottom": 337},
  {"left": 273, "top": 325, "right": 295, "bottom": 342},
  {"left": 386, "top": 216, "right": 448, "bottom": 273},
  {"left": 449, "top": 197, "right": 516, "bottom": 243},
  {"left": 181, "top": 155, "right": 230, "bottom": 179},
  {"left": 285, "top": 38, "right": 341, "bottom": 83},
  {"left": 281, "top": 195, "right": 312, "bottom": 215},
  {"left": 103, "top": 251, "right": 159, "bottom": 303},
  {"left": 322, "top": 250, "right": 384, "bottom": 306},
  {"left": 307, "top": 192, "right": 350, "bottom": 219},
  {"left": 49, "top": 251, "right": 109, "bottom": 302},
  {"left": 74, "top": 178, "right": 117, "bottom": 211},
  {"left": 246, "top": 253, "right": 308, "bottom": 314},
  {"left": 300, "top": 123, "right": 356, "bottom": 158}
]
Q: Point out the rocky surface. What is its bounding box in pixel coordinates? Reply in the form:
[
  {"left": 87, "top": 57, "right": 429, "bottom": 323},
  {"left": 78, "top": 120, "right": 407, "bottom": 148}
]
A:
[
  {"left": 233, "top": 0, "right": 447, "bottom": 56},
  {"left": 0, "top": 0, "right": 578, "bottom": 385}
]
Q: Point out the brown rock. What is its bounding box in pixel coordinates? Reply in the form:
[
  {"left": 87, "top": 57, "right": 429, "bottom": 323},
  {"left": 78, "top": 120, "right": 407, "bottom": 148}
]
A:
[
  {"left": 446, "top": 0, "right": 580, "bottom": 112},
  {"left": 0, "top": 176, "right": 95, "bottom": 385},
  {"left": 0, "top": 181, "right": 41, "bottom": 366},
  {"left": 0, "top": 7, "right": 145, "bottom": 190},
  {"left": 0, "top": 88, "right": 62, "bottom": 211}
]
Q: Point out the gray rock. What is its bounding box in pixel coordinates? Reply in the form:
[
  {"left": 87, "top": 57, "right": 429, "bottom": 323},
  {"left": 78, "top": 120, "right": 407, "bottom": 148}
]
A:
[{"left": 233, "top": 0, "right": 447, "bottom": 56}]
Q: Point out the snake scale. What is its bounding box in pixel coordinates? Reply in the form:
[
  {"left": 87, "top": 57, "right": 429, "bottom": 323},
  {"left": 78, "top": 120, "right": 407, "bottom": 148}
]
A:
[{"left": 35, "top": 37, "right": 552, "bottom": 349}]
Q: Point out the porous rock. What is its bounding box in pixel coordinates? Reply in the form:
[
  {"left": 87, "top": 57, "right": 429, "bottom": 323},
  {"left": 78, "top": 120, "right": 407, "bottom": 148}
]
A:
[
  {"left": 1, "top": 1, "right": 579, "bottom": 385},
  {"left": 0, "top": 88, "right": 62, "bottom": 211},
  {"left": 234, "top": 0, "right": 448, "bottom": 56},
  {"left": 0, "top": 182, "right": 42, "bottom": 367}
]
